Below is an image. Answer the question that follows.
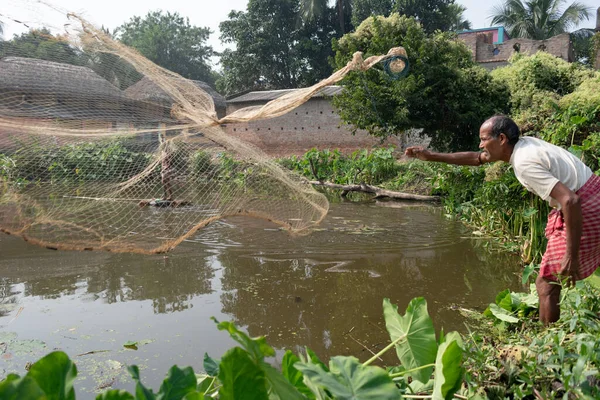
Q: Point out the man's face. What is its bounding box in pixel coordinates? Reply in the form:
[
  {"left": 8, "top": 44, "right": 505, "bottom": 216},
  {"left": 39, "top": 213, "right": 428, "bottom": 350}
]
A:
[{"left": 479, "top": 123, "right": 505, "bottom": 162}]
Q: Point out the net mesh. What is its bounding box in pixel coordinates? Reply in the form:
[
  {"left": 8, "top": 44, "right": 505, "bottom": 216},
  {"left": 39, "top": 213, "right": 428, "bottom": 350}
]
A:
[{"left": 0, "top": 1, "right": 407, "bottom": 254}]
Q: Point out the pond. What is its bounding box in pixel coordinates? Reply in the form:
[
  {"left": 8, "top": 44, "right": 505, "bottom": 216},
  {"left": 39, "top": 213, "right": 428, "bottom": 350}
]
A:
[{"left": 0, "top": 199, "right": 523, "bottom": 397}]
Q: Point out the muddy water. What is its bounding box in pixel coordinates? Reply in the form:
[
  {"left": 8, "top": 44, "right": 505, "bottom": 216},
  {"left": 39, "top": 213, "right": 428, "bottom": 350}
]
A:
[{"left": 0, "top": 200, "right": 522, "bottom": 397}]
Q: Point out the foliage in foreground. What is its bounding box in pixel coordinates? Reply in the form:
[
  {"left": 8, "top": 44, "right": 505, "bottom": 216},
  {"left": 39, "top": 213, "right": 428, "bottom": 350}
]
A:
[
  {"left": 2, "top": 278, "right": 600, "bottom": 399},
  {"left": 1, "top": 297, "right": 465, "bottom": 400}
]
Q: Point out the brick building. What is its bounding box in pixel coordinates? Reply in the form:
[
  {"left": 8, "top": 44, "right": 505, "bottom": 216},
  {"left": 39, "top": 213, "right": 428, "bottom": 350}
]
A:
[
  {"left": 457, "top": 27, "right": 574, "bottom": 70},
  {"left": 223, "top": 86, "right": 406, "bottom": 157}
]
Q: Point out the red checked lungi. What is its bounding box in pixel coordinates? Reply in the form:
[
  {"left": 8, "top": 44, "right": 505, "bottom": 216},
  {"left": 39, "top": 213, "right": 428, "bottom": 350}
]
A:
[{"left": 540, "top": 174, "right": 600, "bottom": 281}]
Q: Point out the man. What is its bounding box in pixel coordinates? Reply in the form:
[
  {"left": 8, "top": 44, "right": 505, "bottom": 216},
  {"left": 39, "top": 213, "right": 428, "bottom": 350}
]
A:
[{"left": 405, "top": 115, "right": 600, "bottom": 324}]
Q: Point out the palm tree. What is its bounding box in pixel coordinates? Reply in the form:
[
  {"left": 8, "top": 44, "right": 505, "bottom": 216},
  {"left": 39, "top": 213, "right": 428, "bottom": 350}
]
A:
[
  {"left": 448, "top": 4, "right": 472, "bottom": 31},
  {"left": 300, "top": 0, "right": 352, "bottom": 34},
  {"left": 490, "top": 0, "right": 592, "bottom": 40}
]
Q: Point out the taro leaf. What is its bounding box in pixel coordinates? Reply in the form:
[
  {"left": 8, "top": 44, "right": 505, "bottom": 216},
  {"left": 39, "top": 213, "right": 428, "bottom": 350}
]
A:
[
  {"left": 213, "top": 319, "right": 275, "bottom": 362},
  {"left": 261, "top": 361, "right": 306, "bottom": 400},
  {"left": 0, "top": 374, "right": 45, "bottom": 400},
  {"left": 156, "top": 365, "right": 197, "bottom": 400},
  {"left": 383, "top": 298, "right": 437, "bottom": 384},
  {"left": 282, "top": 350, "right": 313, "bottom": 398},
  {"left": 497, "top": 292, "right": 515, "bottom": 312},
  {"left": 128, "top": 365, "right": 156, "bottom": 400},
  {"left": 432, "top": 332, "right": 464, "bottom": 400},
  {"left": 494, "top": 289, "right": 510, "bottom": 305},
  {"left": 218, "top": 347, "right": 269, "bottom": 400},
  {"left": 522, "top": 263, "right": 536, "bottom": 285},
  {"left": 203, "top": 353, "right": 219, "bottom": 377},
  {"left": 26, "top": 351, "right": 77, "bottom": 400},
  {"left": 488, "top": 304, "right": 519, "bottom": 323},
  {"left": 95, "top": 390, "right": 135, "bottom": 400},
  {"left": 295, "top": 356, "right": 400, "bottom": 400},
  {"left": 298, "top": 350, "right": 329, "bottom": 400},
  {"left": 306, "top": 348, "right": 328, "bottom": 372}
]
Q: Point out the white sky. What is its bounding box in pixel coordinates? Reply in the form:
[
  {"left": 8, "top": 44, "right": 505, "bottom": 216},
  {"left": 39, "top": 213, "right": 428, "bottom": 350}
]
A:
[{"left": 2, "top": 0, "right": 598, "bottom": 59}]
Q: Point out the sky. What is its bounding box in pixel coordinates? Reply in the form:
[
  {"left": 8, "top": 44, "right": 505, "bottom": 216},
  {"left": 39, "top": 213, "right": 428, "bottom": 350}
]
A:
[{"left": 2, "top": 0, "right": 599, "bottom": 61}]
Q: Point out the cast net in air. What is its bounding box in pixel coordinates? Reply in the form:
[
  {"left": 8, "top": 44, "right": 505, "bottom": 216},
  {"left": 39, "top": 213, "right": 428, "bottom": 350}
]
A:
[{"left": 0, "top": 1, "right": 408, "bottom": 253}]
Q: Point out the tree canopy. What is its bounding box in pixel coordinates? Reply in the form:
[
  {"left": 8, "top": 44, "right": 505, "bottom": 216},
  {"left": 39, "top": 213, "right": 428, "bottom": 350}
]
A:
[
  {"left": 116, "top": 11, "right": 216, "bottom": 86},
  {"left": 332, "top": 14, "right": 510, "bottom": 151},
  {"left": 394, "top": 0, "right": 458, "bottom": 33},
  {"left": 217, "top": 0, "right": 339, "bottom": 96},
  {"left": 490, "top": 0, "right": 593, "bottom": 40},
  {"left": 0, "top": 29, "right": 85, "bottom": 66}
]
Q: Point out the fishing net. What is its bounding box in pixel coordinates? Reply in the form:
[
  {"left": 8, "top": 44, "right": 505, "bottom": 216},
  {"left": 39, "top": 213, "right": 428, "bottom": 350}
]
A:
[{"left": 0, "top": 1, "right": 408, "bottom": 254}]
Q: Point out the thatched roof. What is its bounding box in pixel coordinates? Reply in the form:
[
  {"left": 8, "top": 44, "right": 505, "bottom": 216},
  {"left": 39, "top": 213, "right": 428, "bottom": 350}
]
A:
[
  {"left": 0, "top": 57, "right": 128, "bottom": 100},
  {"left": 124, "top": 77, "right": 226, "bottom": 118},
  {"left": 0, "top": 57, "right": 170, "bottom": 122}
]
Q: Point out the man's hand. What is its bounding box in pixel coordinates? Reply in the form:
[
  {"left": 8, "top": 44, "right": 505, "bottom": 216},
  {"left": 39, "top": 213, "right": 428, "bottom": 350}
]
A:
[
  {"left": 405, "top": 146, "right": 431, "bottom": 161},
  {"left": 558, "top": 255, "right": 581, "bottom": 286}
]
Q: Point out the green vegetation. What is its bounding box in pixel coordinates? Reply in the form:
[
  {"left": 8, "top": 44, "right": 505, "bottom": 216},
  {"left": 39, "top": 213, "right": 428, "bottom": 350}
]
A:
[
  {"left": 0, "top": 141, "right": 152, "bottom": 183},
  {"left": 490, "top": 0, "right": 593, "bottom": 40},
  {"left": 331, "top": 14, "right": 510, "bottom": 151},
  {"left": 0, "top": 296, "right": 467, "bottom": 399},
  {"left": 115, "top": 11, "right": 216, "bottom": 86},
  {"left": 3, "top": 279, "right": 599, "bottom": 398}
]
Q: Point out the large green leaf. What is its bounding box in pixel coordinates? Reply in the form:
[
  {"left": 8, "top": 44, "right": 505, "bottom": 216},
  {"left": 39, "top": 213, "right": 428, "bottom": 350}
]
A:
[
  {"left": 96, "top": 390, "right": 135, "bottom": 400},
  {"left": 488, "top": 304, "right": 519, "bottom": 323},
  {"left": 218, "top": 347, "right": 269, "bottom": 400},
  {"left": 282, "top": 351, "right": 313, "bottom": 398},
  {"left": 128, "top": 365, "right": 156, "bottom": 400},
  {"left": 26, "top": 351, "right": 77, "bottom": 400},
  {"left": 297, "top": 350, "right": 329, "bottom": 400},
  {"left": 261, "top": 361, "right": 306, "bottom": 400},
  {"left": 203, "top": 353, "right": 220, "bottom": 377},
  {"left": 295, "top": 356, "right": 400, "bottom": 400},
  {"left": 432, "top": 332, "right": 464, "bottom": 400},
  {"left": 0, "top": 374, "right": 46, "bottom": 400},
  {"left": 383, "top": 298, "right": 437, "bottom": 383},
  {"left": 156, "top": 366, "right": 198, "bottom": 400},
  {"left": 213, "top": 319, "right": 275, "bottom": 362}
]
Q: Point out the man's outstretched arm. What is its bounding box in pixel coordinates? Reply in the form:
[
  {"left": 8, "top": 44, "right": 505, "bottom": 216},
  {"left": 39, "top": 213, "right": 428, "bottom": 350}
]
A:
[{"left": 405, "top": 147, "right": 486, "bottom": 166}]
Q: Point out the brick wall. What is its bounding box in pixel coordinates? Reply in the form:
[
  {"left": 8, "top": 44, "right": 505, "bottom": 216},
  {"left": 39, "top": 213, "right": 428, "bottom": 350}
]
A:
[
  {"left": 223, "top": 98, "right": 410, "bottom": 157},
  {"left": 476, "top": 33, "right": 572, "bottom": 63},
  {"left": 458, "top": 32, "right": 573, "bottom": 68}
]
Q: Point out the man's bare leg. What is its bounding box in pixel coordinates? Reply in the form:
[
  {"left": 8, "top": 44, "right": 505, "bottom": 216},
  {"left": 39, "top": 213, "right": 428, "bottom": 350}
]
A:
[{"left": 536, "top": 275, "right": 561, "bottom": 324}]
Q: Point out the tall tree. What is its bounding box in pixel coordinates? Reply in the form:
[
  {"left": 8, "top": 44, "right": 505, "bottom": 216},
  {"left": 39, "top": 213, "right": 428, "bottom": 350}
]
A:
[
  {"left": 300, "top": 0, "right": 353, "bottom": 34},
  {"left": 331, "top": 14, "right": 510, "bottom": 151},
  {"left": 447, "top": 3, "right": 472, "bottom": 31},
  {"left": 116, "top": 11, "right": 216, "bottom": 86},
  {"left": 351, "top": 0, "right": 394, "bottom": 27},
  {"left": 394, "top": 0, "right": 457, "bottom": 33},
  {"left": 490, "top": 0, "right": 592, "bottom": 40},
  {"left": 0, "top": 28, "right": 85, "bottom": 65},
  {"left": 218, "top": 0, "right": 337, "bottom": 96}
]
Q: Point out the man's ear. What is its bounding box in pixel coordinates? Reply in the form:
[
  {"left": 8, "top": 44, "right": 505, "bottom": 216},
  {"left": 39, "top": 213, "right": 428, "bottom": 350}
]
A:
[{"left": 499, "top": 133, "right": 507, "bottom": 144}]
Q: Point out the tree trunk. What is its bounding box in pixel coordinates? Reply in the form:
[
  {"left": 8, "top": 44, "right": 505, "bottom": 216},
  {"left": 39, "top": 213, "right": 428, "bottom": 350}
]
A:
[{"left": 309, "top": 181, "right": 440, "bottom": 201}]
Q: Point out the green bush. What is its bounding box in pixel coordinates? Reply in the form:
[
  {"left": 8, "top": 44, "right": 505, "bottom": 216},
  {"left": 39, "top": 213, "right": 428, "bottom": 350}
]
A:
[
  {"left": 491, "top": 52, "right": 596, "bottom": 132},
  {"left": 9, "top": 141, "right": 152, "bottom": 183}
]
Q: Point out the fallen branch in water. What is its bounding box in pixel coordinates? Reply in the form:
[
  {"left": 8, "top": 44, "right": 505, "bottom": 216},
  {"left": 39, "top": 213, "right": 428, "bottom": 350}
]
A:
[{"left": 308, "top": 181, "right": 440, "bottom": 202}]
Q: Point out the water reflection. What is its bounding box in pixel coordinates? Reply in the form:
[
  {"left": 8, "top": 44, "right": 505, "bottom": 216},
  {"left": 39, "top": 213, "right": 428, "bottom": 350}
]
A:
[{"left": 0, "top": 200, "right": 523, "bottom": 397}]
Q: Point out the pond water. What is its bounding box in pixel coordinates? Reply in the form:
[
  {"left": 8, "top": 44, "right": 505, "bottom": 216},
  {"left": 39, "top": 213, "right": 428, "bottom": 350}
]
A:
[{"left": 0, "top": 199, "right": 523, "bottom": 397}]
